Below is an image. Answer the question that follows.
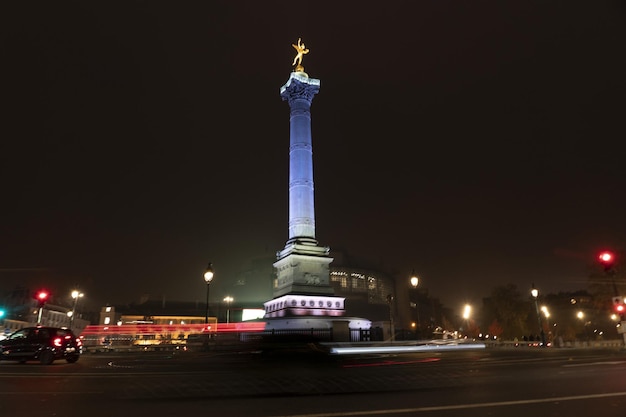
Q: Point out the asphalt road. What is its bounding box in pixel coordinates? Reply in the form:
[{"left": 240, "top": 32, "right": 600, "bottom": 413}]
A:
[{"left": 2, "top": 345, "right": 626, "bottom": 416}]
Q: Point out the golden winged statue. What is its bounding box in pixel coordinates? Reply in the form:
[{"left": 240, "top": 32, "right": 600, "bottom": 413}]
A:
[{"left": 291, "top": 38, "right": 309, "bottom": 72}]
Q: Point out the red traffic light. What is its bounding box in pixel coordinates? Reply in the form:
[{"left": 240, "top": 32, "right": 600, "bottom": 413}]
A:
[
  {"left": 599, "top": 251, "right": 616, "bottom": 271},
  {"left": 612, "top": 296, "right": 625, "bottom": 314},
  {"left": 599, "top": 251, "right": 614, "bottom": 264},
  {"left": 35, "top": 290, "right": 49, "bottom": 307}
]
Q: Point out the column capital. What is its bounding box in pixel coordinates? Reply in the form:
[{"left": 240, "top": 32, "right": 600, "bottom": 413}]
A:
[{"left": 280, "top": 72, "right": 320, "bottom": 106}]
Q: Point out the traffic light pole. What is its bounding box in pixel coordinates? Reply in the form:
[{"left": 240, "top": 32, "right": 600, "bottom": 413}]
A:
[
  {"left": 600, "top": 252, "right": 626, "bottom": 348},
  {"left": 34, "top": 290, "right": 49, "bottom": 326},
  {"left": 607, "top": 271, "right": 626, "bottom": 347}
]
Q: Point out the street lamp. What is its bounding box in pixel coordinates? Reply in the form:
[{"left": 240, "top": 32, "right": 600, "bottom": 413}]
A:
[
  {"left": 70, "top": 290, "right": 84, "bottom": 328},
  {"left": 531, "top": 284, "right": 544, "bottom": 345},
  {"left": 463, "top": 304, "right": 471, "bottom": 320},
  {"left": 463, "top": 304, "right": 471, "bottom": 337},
  {"left": 386, "top": 294, "right": 395, "bottom": 342},
  {"left": 203, "top": 263, "right": 214, "bottom": 324},
  {"left": 410, "top": 273, "right": 418, "bottom": 289},
  {"left": 577, "top": 310, "right": 590, "bottom": 341},
  {"left": 223, "top": 296, "right": 234, "bottom": 324},
  {"left": 409, "top": 271, "right": 420, "bottom": 334},
  {"left": 541, "top": 305, "right": 552, "bottom": 344}
]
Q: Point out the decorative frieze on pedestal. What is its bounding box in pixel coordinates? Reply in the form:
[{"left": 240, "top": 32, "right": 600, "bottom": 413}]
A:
[{"left": 264, "top": 294, "right": 345, "bottom": 318}]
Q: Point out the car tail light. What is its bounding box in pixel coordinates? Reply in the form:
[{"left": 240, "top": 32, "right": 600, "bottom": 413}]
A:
[
  {"left": 76, "top": 338, "right": 82, "bottom": 346},
  {"left": 53, "top": 338, "right": 62, "bottom": 347}
]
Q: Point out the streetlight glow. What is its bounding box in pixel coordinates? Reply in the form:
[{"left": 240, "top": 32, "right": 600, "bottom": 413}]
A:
[
  {"left": 409, "top": 271, "right": 419, "bottom": 335},
  {"left": 70, "top": 290, "right": 84, "bottom": 328},
  {"left": 224, "top": 296, "right": 234, "bottom": 324},
  {"left": 203, "top": 263, "right": 214, "bottom": 324},
  {"left": 204, "top": 265, "right": 214, "bottom": 283},
  {"left": 463, "top": 304, "right": 471, "bottom": 320},
  {"left": 530, "top": 284, "right": 545, "bottom": 345}
]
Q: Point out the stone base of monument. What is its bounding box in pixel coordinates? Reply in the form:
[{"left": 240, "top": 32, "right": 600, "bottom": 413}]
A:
[
  {"left": 263, "top": 315, "right": 372, "bottom": 343},
  {"left": 264, "top": 294, "right": 345, "bottom": 318}
]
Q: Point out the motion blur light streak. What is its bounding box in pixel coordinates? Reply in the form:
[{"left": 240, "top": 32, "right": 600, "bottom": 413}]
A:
[{"left": 328, "top": 343, "right": 485, "bottom": 355}]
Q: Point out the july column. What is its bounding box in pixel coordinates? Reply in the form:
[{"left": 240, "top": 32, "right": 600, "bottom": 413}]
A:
[{"left": 280, "top": 72, "right": 321, "bottom": 244}]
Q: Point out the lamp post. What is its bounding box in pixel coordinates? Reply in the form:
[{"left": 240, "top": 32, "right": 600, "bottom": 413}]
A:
[
  {"left": 541, "top": 305, "right": 551, "bottom": 344},
  {"left": 203, "top": 263, "right": 214, "bottom": 324},
  {"left": 577, "top": 310, "right": 588, "bottom": 342},
  {"left": 223, "top": 296, "right": 233, "bottom": 324},
  {"left": 531, "top": 284, "right": 544, "bottom": 345},
  {"left": 386, "top": 294, "right": 395, "bottom": 342},
  {"left": 463, "top": 304, "right": 471, "bottom": 337},
  {"left": 409, "top": 272, "right": 420, "bottom": 335},
  {"left": 597, "top": 251, "right": 626, "bottom": 346},
  {"left": 70, "top": 290, "right": 84, "bottom": 328}
]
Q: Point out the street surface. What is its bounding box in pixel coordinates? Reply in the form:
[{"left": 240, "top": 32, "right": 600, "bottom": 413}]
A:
[{"left": 2, "top": 345, "right": 626, "bottom": 416}]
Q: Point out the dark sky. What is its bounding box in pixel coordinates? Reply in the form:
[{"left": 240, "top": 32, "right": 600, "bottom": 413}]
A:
[{"left": 2, "top": 1, "right": 626, "bottom": 312}]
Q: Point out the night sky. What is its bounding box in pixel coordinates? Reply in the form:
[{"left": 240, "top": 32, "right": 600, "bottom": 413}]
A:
[{"left": 3, "top": 1, "right": 626, "bottom": 312}]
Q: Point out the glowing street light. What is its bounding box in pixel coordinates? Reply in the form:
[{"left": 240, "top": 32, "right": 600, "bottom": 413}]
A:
[
  {"left": 70, "top": 290, "right": 84, "bottom": 328},
  {"left": 530, "top": 284, "right": 544, "bottom": 345},
  {"left": 410, "top": 274, "right": 418, "bottom": 289},
  {"left": 463, "top": 304, "right": 471, "bottom": 320},
  {"left": 462, "top": 304, "right": 472, "bottom": 338},
  {"left": 223, "top": 296, "right": 234, "bottom": 324},
  {"left": 409, "top": 271, "right": 420, "bottom": 334},
  {"left": 203, "top": 263, "right": 214, "bottom": 324},
  {"left": 541, "top": 305, "right": 552, "bottom": 343}
]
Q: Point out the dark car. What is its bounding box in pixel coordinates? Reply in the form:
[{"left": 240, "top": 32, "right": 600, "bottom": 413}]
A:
[{"left": 0, "top": 326, "right": 82, "bottom": 364}]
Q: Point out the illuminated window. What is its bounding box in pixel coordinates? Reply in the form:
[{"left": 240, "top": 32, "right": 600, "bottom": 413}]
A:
[
  {"left": 104, "top": 317, "right": 111, "bottom": 325},
  {"left": 351, "top": 273, "right": 366, "bottom": 291},
  {"left": 331, "top": 273, "right": 348, "bottom": 288}
]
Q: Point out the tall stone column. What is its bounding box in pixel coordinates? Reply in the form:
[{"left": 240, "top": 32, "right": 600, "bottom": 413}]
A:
[
  {"left": 272, "top": 72, "right": 334, "bottom": 298},
  {"left": 280, "top": 72, "right": 320, "bottom": 244}
]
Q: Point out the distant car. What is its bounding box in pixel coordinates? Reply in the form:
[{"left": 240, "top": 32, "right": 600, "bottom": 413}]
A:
[{"left": 0, "top": 327, "right": 82, "bottom": 364}]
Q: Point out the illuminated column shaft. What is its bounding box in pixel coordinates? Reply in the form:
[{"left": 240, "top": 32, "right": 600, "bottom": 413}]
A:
[{"left": 280, "top": 72, "right": 320, "bottom": 243}]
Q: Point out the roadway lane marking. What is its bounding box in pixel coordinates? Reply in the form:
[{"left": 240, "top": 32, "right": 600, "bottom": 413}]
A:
[
  {"left": 562, "top": 361, "right": 626, "bottom": 367},
  {"left": 268, "top": 391, "right": 626, "bottom": 417},
  {"left": 341, "top": 358, "right": 440, "bottom": 368}
]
